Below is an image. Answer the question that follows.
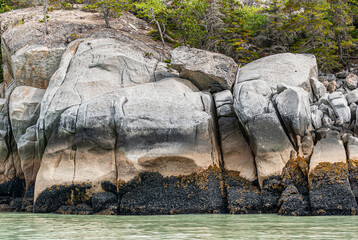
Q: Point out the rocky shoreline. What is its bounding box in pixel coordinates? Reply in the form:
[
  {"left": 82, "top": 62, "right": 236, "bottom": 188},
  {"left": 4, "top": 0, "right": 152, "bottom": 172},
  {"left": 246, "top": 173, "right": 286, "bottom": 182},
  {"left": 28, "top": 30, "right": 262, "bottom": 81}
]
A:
[{"left": 0, "top": 7, "right": 358, "bottom": 216}]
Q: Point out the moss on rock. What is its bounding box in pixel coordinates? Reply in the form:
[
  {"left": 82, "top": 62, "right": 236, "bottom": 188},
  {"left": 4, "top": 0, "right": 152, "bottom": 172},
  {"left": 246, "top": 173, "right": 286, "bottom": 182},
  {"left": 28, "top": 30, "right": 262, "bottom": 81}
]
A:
[{"left": 309, "top": 162, "right": 357, "bottom": 215}]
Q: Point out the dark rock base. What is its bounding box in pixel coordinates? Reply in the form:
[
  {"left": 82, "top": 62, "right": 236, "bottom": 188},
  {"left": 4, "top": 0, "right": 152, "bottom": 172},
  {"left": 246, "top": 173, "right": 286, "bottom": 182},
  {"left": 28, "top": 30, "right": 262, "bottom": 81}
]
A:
[
  {"left": 33, "top": 182, "right": 118, "bottom": 214},
  {"left": 119, "top": 167, "right": 226, "bottom": 215},
  {"left": 309, "top": 162, "right": 357, "bottom": 215},
  {"left": 278, "top": 185, "right": 310, "bottom": 216},
  {"left": 348, "top": 159, "right": 358, "bottom": 202},
  {"left": 3, "top": 161, "right": 358, "bottom": 216},
  {"left": 225, "top": 171, "right": 262, "bottom": 214}
]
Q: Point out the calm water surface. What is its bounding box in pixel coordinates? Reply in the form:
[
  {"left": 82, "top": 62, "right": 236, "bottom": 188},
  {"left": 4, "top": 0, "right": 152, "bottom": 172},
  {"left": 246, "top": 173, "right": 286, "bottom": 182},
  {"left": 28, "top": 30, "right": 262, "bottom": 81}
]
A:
[{"left": 0, "top": 213, "right": 357, "bottom": 239}]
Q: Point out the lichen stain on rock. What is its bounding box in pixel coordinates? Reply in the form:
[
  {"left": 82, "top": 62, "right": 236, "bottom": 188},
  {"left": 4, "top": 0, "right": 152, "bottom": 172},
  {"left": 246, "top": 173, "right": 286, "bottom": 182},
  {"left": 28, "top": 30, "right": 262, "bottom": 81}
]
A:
[
  {"left": 281, "top": 156, "right": 309, "bottom": 194},
  {"left": 118, "top": 166, "right": 226, "bottom": 215},
  {"left": 309, "top": 162, "right": 348, "bottom": 187},
  {"left": 309, "top": 162, "right": 357, "bottom": 215},
  {"left": 225, "top": 170, "right": 262, "bottom": 214}
]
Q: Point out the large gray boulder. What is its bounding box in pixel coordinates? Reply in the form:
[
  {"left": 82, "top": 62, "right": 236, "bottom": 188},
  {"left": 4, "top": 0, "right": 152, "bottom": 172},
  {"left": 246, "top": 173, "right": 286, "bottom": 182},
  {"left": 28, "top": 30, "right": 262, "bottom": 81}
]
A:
[
  {"left": 0, "top": 7, "right": 168, "bottom": 91},
  {"left": 37, "top": 37, "right": 170, "bottom": 156},
  {"left": 9, "top": 86, "right": 45, "bottom": 143},
  {"left": 35, "top": 78, "right": 221, "bottom": 210},
  {"left": 346, "top": 74, "right": 358, "bottom": 90},
  {"left": 171, "top": 46, "right": 238, "bottom": 92},
  {"left": 275, "top": 85, "right": 311, "bottom": 154},
  {"left": 311, "top": 108, "right": 323, "bottom": 129},
  {"left": 237, "top": 53, "right": 318, "bottom": 91},
  {"left": 17, "top": 125, "right": 39, "bottom": 188},
  {"left": 0, "top": 98, "right": 17, "bottom": 186},
  {"left": 214, "top": 90, "right": 256, "bottom": 181},
  {"left": 346, "top": 89, "right": 358, "bottom": 105},
  {"left": 310, "top": 77, "right": 326, "bottom": 101},
  {"left": 233, "top": 80, "right": 294, "bottom": 185},
  {"left": 8, "top": 86, "right": 44, "bottom": 188},
  {"left": 327, "top": 92, "right": 351, "bottom": 125}
]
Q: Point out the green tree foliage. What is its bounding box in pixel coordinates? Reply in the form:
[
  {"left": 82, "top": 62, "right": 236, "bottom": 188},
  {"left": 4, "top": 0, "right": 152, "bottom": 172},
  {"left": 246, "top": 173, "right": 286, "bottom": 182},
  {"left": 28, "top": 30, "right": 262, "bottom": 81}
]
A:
[
  {"left": 264, "top": 0, "right": 358, "bottom": 71},
  {"left": 134, "top": 0, "right": 168, "bottom": 47},
  {"left": 1, "top": 0, "right": 357, "bottom": 71},
  {"left": 0, "top": 0, "right": 12, "bottom": 13},
  {"left": 84, "top": 0, "right": 131, "bottom": 27},
  {"left": 166, "top": 0, "right": 209, "bottom": 48}
]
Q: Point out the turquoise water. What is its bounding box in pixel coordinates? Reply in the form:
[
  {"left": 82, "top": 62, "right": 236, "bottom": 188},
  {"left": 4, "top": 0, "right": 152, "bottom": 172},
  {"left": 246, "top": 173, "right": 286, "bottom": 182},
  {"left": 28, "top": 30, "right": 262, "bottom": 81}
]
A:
[{"left": 0, "top": 213, "right": 357, "bottom": 239}]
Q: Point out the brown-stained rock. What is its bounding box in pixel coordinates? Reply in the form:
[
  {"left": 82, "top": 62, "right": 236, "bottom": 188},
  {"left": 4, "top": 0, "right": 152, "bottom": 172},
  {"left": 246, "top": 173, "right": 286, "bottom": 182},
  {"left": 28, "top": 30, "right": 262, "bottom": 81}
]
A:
[
  {"left": 309, "top": 162, "right": 357, "bottom": 215},
  {"left": 119, "top": 167, "right": 226, "bottom": 215},
  {"left": 225, "top": 170, "right": 261, "bottom": 214},
  {"left": 327, "top": 81, "right": 337, "bottom": 93}
]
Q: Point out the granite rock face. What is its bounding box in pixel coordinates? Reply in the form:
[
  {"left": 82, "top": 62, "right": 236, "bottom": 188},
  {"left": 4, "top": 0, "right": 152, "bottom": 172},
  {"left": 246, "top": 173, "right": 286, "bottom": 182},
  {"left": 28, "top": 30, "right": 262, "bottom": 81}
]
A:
[
  {"left": 34, "top": 76, "right": 222, "bottom": 213},
  {"left": 2, "top": 7, "right": 358, "bottom": 215},
  {"left": 9, "top": 86, "right": 45, "bottom": 143},
  {"left": 171, "top": 46, "right": 238, "bottom": 92},
  {"left": 236, "top": 53, "right": 318, "bottom": 92},
  {"left": 213, "top": 90, "right": 256, "bottom": 181},
  {"left": 274, "top": 85, "right": 312, "bottom": 154},
  {"left": 36, "top": 37, "right": 169, "bottom": 158},
  {"left": 0, "top": 7, "right": 165, "bottom": 91},
  {"left": 8, "top": 86, "right": 44, "bottom": 188},
  {"left": 233, "top": 80, "right": 294, "bottom": 186}
]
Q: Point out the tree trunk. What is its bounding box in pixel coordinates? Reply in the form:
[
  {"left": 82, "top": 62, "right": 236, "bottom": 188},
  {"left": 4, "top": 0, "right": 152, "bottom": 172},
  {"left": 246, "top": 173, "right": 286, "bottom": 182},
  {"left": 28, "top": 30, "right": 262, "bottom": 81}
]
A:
[
  {"left": 150, "top": 8, "right": 165, "bottom": 48},
  {"left": 43, "top": 0, "right": 49, "bottom": 34},
  {"left": 101, "top": 4, "right": 110, "bottom": 28},
  {"left": 338, "top": 35, "right": 343, "bottom": 62}
]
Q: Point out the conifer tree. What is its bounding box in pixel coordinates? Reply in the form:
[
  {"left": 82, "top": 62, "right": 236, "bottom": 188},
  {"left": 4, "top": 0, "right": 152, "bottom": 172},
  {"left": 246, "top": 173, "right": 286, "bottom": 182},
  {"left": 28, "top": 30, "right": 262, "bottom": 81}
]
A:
[{"left": 85, "top": 0, "right": 130, "bottom": 28}]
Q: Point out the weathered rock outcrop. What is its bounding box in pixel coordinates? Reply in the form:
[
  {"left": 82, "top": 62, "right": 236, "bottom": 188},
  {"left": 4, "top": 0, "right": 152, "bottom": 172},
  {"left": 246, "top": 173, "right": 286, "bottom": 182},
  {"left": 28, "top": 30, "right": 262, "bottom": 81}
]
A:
[
  {"left": 0, "top": 7, "right": 168, "bottom": 91},
  {"left": 233, "top": 80, "right": 294, "bottom": 186},
  {"left": 1, "top": 6, "right": 358, "bottom": 216},
  {"left": 309, "top": 131, "right": 357, "bottom": 215},
  {"left": 36, "top": 37, "right": 173, "bottom": 159},
  {"left": 9, "top": 86, "right": 44, "bottom": 189},
  {"left": 213, "top": 90, "right": 256, "bottom": 181},
  {"left": 171, "top": 46, "right": 238, "bottom": 92},
  {"left": 9, "top": 86, "right": 44, "bottom": 143},
  {"left": 33, "top": 40, "right": 222, "bottom": 213},
  {"left": 236, "top": 53, "right": 318, "bottom": 92},
  {"left": 274, "top": 85, "right": 312, "bottom": 155}
]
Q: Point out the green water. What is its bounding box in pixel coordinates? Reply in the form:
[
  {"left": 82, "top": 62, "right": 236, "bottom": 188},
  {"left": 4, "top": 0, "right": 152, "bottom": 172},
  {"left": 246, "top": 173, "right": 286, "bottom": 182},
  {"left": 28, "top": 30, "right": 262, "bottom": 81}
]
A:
[{"left": 0, "top": 213, "right": 357, "bottom": 239}]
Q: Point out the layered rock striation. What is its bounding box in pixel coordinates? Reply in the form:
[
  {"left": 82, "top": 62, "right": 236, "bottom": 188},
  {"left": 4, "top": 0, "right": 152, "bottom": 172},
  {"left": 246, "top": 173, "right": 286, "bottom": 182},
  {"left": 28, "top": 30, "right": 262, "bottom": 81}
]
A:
[{"left": 0, "top": 7, "right": 358, "bottom": 215}]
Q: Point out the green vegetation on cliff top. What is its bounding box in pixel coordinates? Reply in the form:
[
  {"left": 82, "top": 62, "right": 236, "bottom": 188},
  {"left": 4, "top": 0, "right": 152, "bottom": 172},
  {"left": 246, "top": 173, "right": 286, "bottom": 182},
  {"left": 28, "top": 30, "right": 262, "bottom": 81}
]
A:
[{"left": 0, "top": 0, "right": 358, "bottom": 72}]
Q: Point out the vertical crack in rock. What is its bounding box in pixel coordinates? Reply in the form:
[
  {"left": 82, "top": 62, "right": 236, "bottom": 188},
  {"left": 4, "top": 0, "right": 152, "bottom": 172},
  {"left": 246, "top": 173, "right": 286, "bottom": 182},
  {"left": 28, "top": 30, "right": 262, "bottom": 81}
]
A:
[
  {"left": 112, "top": 96, "right": 127, "bottom": 214},
  {"left": 271, "top": 96, "right": 297, "bottom": 153},
  {"left": 39, "top": 40, "right": 81, "bottom": 155},
  {"left": 210, "top": 93, "right": 229, "bottom": 213},
  {"left": 71, "top": 107, "right": 80, "bottom": 185}
]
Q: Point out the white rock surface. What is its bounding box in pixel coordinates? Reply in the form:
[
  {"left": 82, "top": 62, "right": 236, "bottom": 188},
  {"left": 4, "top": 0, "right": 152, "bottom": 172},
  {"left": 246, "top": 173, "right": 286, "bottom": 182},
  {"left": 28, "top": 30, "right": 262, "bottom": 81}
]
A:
[
  {"left": 171, "top": 46, "right": 238, "bottom": 92},
  {"left": 237, "top": 53, "right": 318, "bottom": 92}
]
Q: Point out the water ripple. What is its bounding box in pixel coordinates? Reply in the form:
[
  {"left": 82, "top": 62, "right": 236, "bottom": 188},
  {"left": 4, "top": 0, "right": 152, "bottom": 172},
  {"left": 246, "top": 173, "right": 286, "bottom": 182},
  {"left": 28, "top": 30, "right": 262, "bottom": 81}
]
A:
[{"left": 0, "top": 213, "right": 357, "bottom": 239}]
